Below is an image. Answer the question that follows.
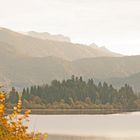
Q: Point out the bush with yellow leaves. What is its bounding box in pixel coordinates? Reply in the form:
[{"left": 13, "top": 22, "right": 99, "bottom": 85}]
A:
[{"left": 0, "top": 91, "right": 48, "bottom": 140}]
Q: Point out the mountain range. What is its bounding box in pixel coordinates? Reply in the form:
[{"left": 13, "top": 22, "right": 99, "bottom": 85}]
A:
[
  {"left": 0, "top": 27, "right": 140, "bottom": 91},
  {"left": 0, "top": 27, "right": 121, "bottom": 60}
]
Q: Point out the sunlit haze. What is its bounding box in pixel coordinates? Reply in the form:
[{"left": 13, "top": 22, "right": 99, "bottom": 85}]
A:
[{"left": 0, "top": 0, "right": 140, "bottom": 55}]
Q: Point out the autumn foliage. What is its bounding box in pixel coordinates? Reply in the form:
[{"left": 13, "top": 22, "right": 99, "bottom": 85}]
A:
[{"left": 0, "top": 91, "right": 48, "bottom": 140}]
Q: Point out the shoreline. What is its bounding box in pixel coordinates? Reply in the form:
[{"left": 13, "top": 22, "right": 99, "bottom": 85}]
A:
[
  {"left": 6, "top": 108, "right": 140, "bottom": 115},
  {"left": 46, "top": 134, "right": 140, "bottom": 140}
]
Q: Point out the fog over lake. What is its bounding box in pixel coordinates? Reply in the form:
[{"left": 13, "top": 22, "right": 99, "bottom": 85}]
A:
[{"left": 28, "top": 112, "right": 140, "bottom": 140}]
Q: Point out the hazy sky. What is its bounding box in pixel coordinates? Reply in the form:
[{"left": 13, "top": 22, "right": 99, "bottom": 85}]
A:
[{"left": 0, "top": 0, "right": 140, "bottom": 55}]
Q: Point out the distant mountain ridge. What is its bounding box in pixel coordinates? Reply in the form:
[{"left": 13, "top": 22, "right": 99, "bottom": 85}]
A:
[
  {"left": 27, "top": 31, "right": 71, "bottom": 42},
  {"left": 0, "top": 27, "right": 121, "bottom": 60}
]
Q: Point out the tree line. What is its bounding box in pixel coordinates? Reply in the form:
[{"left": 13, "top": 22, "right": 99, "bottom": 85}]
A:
[{"left": 6, "top": 76, "right": 140, "bottom": 110}]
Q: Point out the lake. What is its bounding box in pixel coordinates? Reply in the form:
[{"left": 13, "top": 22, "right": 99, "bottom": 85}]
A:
[{"left": 28, "top": 112, "right": 140, "bottom": 140}]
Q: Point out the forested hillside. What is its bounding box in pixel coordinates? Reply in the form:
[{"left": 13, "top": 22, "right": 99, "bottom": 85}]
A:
[{"left": 7, "top": 76, "right": 140, "bottom": 110}]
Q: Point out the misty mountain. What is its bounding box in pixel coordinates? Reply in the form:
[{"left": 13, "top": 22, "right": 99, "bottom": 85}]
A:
[
  {"left": 73, "top": 55, "right": 140, "bottom": 79},
  {"left": 0, "top": 28, "right": 121, "bottom": 61},
  {"left": 73, "top": 55, "right": 140, "bottom": 91},
  {"left": 0, "top": 27, "right": 140, "bottom": 91},
  {"left": 0, "top": 50, "right": 140, "bottom": 90},
  {"left": 27, "top": 31, "right": 71, "bottom": 42},
  {"left": 105, "top": 72, "right": 140, "bottom": 92}
]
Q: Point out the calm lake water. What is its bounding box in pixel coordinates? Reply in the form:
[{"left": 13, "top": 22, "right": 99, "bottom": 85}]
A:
[{"left": 28, "top": 112, "right": 140, "bottom": 140}]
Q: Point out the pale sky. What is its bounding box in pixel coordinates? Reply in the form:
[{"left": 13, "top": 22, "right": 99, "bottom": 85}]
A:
[{"left": 0, "top": 0, "right": 140, "bottom": 55}]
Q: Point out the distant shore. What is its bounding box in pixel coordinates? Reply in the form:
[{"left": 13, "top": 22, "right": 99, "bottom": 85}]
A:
[{"left": 6, "top": 108, "right": 140, "bottom": 115}]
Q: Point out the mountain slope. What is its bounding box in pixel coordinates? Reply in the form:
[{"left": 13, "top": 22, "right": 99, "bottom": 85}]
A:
[
  {"left": 0, "top": 27, "right": 121, "bottom": 60},
  {"left": 105, "top": 72, "right": 140, "bottom": 92},
  {"left": 0, "top": 52, "right": 140, "bottom": 89},
  {"left": 73, "top": 55, "right": 140, "bottom": 79},
  {"left": 0, "top": 55, "right": 74, "bottom": 89}
]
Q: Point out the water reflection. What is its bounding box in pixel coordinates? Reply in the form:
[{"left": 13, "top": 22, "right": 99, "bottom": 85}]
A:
[{"left": 47, "top": 135, "right": 140, "bottom": 140}]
